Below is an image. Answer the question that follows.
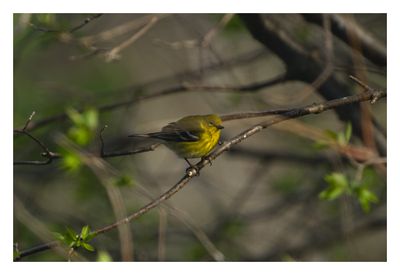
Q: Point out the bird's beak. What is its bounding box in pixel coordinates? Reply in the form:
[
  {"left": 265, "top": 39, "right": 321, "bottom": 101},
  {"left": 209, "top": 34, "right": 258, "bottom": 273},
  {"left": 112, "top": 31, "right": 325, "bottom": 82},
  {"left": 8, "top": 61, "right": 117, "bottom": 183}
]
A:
[{"left": 216, "top": 125, "right": 224, "bottom": 130}]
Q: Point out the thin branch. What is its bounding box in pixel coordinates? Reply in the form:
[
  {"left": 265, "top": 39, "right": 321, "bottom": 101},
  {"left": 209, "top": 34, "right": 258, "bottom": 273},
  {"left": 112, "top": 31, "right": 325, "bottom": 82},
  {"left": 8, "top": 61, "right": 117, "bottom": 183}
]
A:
[
  {"left": 30, "top": 14, "right": 103, "bottom": 34},
  {"left": 201, "top": 14, "right": 235, "bottom": 48},
  {"left": 14, "top": 112, "right": 61, "bottom": 165},
  {"left": 104, "top": 16, "right": 158, "bottom": 62},
  {"left": 69, "top": 14, "right": 103, "bottom": 33}
]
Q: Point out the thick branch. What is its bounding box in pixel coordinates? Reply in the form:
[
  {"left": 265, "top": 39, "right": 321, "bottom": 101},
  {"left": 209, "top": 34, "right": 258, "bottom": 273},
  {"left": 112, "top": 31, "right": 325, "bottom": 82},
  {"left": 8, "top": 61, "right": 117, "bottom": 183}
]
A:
[{"left": 302, "top": 14, "right": 386, "bottom": 67}]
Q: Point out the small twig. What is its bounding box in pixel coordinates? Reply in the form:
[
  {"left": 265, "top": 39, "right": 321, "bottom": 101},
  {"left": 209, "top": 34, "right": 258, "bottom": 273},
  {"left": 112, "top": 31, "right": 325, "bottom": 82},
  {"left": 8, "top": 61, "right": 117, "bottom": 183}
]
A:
[
  {"left": 14, "top": 112, "right": 61, "bottom": 165},
  {"left": 30, "top": 14, "right": 103, "bottom": 34},
  {"left": 349, "top": 75, "right": 373, "bottom": 91},
  {"left": 105, "top": 16, "right": 158, "bottom": 62},
  {"left": 69, "top": 14, "right": 103, "bottom": 33},
  {"left": 201, "top": 14, "right": 235, "bottom": 48},
  {"left": 22, "top": 111, "right": 36, "bottom": 131}
]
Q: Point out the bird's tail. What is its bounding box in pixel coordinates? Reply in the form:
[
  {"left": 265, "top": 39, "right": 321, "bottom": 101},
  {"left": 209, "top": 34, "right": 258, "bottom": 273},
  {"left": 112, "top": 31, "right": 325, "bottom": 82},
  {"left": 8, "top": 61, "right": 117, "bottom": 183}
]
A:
[{"left": 128, "top": 133, "right": 152, "bottom": 138}]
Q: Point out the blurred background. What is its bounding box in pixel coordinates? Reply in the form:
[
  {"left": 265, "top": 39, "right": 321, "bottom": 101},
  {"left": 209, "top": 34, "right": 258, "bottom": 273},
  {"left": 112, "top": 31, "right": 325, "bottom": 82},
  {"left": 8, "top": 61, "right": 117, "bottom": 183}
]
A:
[{"left": 13, "top": 14, "right": 386, "bottom": 261}]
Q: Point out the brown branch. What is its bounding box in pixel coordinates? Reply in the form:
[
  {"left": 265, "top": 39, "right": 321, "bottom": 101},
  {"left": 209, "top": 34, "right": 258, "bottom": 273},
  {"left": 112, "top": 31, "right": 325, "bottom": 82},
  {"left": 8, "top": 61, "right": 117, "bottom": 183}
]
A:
[
  {"left": 302, "top": 14, "right": 386, "bottom": 67},
  {"left": 104, "top": 16, "right": 159, "bottom": 62},
  {"left": 21, "top": 72, "right": 284, "bottom": 132},
  {"left": 15, "top": 76, "right": 386, "bottom": 260},
  {"left": 30, "top": 14, "right": 103, "bottom": 34},
  {"left": 14, "top": 112, "right": 61, "bottom": 165},
  {"left": 69, "top": 14, "right": 103, "bottom": 33}
]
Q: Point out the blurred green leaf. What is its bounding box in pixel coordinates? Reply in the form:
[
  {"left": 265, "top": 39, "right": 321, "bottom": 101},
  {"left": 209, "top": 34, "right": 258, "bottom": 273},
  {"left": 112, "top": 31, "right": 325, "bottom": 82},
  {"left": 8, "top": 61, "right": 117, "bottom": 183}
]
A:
[
  {"left": 68, "top": 127, "right": 91, "bottom": 145},
  {"left": 82, "top": 242, "right": 95, "bottom": 252},
  {"left": 60, "top": 149, "right": 82, "bottom": 171},
  {"left": 66, "top": 227, "right": 78, "bottom": 241},
  {"left": 113, "top": 175, "right": 133, "bottom": 187},
  {"left": 80, "top": 225, "right": 90, "bottom": 240},
  {"left": 319, "top": 172, "right": 350, "bottom": 200},
  {"left": 66, "top": 108, "right": 98, "bottom": 145},
  {"left": 66, "top": 108, "right": 85, "bottom": 126},
  {"left": 53, "top": 232, "right": 66, "bottom": 242},
  {"left": 354, "top": 186, "right": 379, "bottom": 213},
  {"left": 83, "top": 108, "right": 98, "bottom": 130},
  {"left": 97, "top": 250, "right": 113, "bottom": 262}
]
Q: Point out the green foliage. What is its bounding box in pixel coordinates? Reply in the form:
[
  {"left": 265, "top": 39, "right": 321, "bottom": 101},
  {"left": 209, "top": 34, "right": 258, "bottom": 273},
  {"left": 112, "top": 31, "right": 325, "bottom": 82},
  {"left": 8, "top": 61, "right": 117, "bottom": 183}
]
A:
[
  {"left": 319, "top": 172, "right": 379, "bottom": 213},
  {"left": 319, "top": 172, "right": 350, "bottom": 200},
  {"left": 66, "top": 108, "right": 99, "bottom": 146},
  {"left": 96, "top": 250, "right": 113, "bottom": 262},
  {"left": 353, "top": 186, "right": 379, "bottom": 213},
  {"left": 54, "top": 225, "right": 97, "bottom": 252},
  {"left": 113, "top": 175, "right": 133, "bottom": 187},
  {"left": 59, "top": 147, "right": 82, "bottom": 171},
  {"left": 314, "top": 122, "right": 352, "bottom": 149}
]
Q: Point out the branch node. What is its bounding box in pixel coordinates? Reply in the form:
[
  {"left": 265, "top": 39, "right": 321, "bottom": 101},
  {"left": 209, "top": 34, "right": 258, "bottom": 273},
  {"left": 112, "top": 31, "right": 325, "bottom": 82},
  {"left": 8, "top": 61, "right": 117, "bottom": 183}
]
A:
[{"left": 185, "top": 166, "right": 199, "bottom": 177}]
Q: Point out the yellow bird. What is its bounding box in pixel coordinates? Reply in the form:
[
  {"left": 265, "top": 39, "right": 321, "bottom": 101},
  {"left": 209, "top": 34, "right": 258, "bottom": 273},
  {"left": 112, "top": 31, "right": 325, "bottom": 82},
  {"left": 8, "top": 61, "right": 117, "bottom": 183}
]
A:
[{"left": 128, "top": 114, "right": 224, "bottom": 166}]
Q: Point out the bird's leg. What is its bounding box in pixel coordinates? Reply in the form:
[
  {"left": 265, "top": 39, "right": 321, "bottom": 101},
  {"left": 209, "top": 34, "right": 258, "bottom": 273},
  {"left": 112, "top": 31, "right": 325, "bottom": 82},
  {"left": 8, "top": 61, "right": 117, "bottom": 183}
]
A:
[{"left": 201, "top": 155, "right": 212, "bottom": 166}]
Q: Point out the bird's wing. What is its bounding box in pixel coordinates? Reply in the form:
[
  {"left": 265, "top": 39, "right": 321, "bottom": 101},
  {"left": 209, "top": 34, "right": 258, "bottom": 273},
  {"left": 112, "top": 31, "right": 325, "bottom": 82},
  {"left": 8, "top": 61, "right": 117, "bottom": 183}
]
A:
[{"left": 148, "top": 122, "right": 200, "bottom": 142}]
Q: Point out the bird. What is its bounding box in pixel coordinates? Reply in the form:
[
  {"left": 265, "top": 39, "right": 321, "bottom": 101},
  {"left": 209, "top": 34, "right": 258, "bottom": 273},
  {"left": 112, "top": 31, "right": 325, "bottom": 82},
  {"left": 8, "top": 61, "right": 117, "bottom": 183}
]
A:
[{"left": 128, "top": 114, "right": 224, "bottom": 167}]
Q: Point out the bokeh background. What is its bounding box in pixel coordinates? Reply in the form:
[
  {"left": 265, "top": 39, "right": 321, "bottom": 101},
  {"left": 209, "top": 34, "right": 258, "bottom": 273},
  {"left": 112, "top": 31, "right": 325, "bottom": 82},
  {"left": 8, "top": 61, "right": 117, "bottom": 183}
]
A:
[{"left": 14, "top": 14, "right": 386, "bottom": 261}]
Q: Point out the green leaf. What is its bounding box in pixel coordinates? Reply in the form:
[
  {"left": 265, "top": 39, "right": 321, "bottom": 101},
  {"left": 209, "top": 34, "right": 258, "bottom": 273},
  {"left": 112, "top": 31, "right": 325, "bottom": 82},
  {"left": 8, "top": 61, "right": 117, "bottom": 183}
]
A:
[
  {"left": 354, "top": 187, "right": 379, "bottom": 213},
  {"left": 97, "top": 250, "right": 113, "bottom": 262},
  {"left": 325, "top": 173, "right": 348, "bottom": 189},
  {"left": 68, "top": 127, "right": 91, "bottom": 145},
  {"left": 82, "top": 242, "right": 95, "bottom": 252},
  {"left": 61, "top": 150, "right": 82, "bottom": 171},
  {"left": 66, "top": 227, "right": 78, "bottom": 241},
  {"left": 80, "top": 225, "right": 90, "bottom": 240},
  {"left": 319, "top": 172, "right": 350, "bottom": 201},
  {"left": 53, "top": 232, "right": 66, "bottom": 242},
  {"left": 83, "top": 108, "right": 98, "bottom": 130},
  {"left": 114, "top": 175, "right": 133, "bottom": 187},
  {"left": 66, "top": 108, "right": 85, "bottom": 127},
  {"left": 337, "top": 132, "right": 347, "bottom": 146}
]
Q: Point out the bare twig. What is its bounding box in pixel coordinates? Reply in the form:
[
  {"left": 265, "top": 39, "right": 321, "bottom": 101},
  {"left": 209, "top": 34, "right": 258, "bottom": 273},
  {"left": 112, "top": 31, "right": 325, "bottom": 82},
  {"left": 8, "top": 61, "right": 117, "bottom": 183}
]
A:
[
  {"left": 105, "top": 16, "right": 158, "bottom": 62},
  {"left": 201, "top": 14, "right": 235, "bottom": 48},
  {"left": 30, "top": 14, "right": 103, "bottom": 34},
  {"left": 69, "top": 14, "right": 103, "bottom": 33},
  {"left": 14, "top": 112, "right": 61, "bottom": 165}
]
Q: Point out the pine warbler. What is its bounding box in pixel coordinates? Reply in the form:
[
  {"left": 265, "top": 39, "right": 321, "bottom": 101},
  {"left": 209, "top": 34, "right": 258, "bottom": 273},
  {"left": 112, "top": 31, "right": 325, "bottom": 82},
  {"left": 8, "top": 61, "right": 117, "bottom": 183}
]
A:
[{"left": 128, "top": 114, "right": 224, "bottom": 166}]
